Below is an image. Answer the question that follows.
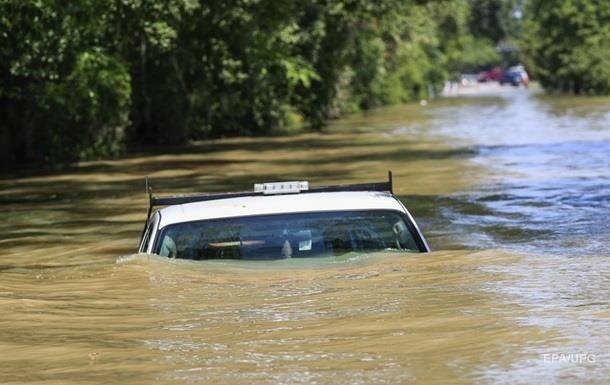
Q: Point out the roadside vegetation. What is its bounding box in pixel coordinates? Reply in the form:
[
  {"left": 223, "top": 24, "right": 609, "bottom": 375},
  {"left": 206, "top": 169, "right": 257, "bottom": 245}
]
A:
[
  {"left": 1, "top": 0, "right": 609, "bottom": 168},
  {"left": 522, "top": 0, "right": 610, "bottom": 95}
]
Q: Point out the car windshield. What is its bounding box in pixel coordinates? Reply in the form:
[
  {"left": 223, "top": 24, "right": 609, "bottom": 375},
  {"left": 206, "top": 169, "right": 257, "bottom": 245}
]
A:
[{"left": 155, "top": 210, "right": 423, "bottom": 260}]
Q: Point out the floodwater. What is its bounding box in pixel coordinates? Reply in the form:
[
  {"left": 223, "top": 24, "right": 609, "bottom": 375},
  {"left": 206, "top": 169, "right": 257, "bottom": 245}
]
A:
[{"left": 1, "top": 84, "right": 609, "bottom": 384}]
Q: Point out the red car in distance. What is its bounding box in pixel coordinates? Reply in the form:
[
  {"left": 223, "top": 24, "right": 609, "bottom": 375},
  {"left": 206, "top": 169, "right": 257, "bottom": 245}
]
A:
[{"left": 477, "top": 66, "right": 503, "bottom": 82}]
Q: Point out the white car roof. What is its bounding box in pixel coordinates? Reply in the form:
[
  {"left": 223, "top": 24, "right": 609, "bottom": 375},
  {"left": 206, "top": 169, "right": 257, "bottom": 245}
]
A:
[{"left": 156, "top": 191, "right": 406, "bottom": 229}]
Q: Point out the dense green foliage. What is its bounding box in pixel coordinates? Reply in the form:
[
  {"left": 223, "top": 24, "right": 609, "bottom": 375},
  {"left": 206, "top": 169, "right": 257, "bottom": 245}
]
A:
[
  {"left": 522, "top": 0, "right": 610, "bottom": 94},
  {"left": 1, "top": 0, "right": 132, "bottom": 165},
  {"left": 1, "top": 0, "right": 606, "bottom": 168},
  {"left": 469, "top": 0, "right": 521, "bottom": 42}
]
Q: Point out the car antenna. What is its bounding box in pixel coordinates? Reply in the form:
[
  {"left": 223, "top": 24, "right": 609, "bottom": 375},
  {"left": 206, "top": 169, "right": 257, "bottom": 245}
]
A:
[{"left": 145, "top": 177, "right": 153, "bottom": 222}]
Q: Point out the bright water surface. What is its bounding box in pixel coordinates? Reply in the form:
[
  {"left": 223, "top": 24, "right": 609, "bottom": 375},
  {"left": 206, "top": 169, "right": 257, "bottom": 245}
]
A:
[{"left": 1, "top": 84, "right": 609, "bottom": 384}]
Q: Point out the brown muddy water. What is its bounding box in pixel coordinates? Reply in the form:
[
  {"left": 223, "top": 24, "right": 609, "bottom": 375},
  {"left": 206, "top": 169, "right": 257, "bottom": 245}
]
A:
[{"left": 1, "top": 85, "right": 609, "bottom": 384}]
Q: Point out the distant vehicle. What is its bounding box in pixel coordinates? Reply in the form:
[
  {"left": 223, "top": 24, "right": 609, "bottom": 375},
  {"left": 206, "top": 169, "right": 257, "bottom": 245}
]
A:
[
  {"left": 499, "top": 70, "right": 522, "bottom": 86},
  {"left": 477, "top": 66, "right": 503, "bottom": 82},
  {"left": 499, "top": 65, "right": 530, "bottom": 87},
  {"left": 138, "top": 172, "right": 430, "bottom": 260}
]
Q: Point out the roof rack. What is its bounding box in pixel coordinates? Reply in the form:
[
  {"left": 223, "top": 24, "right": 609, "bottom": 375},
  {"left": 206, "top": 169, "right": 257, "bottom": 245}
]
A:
[{"left": 144, "top": 171, "right": 394, "bottom": 222}]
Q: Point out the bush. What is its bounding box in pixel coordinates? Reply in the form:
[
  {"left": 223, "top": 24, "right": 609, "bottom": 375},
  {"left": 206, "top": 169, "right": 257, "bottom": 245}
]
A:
[{"left": 37, "top": 52, "right": 131, "bottom": 164}]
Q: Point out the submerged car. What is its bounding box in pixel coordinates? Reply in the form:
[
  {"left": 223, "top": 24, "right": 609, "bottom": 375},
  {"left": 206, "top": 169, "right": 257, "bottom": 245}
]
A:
[{"left": 138, "top": 172, "right": 430, "bottom": 260}]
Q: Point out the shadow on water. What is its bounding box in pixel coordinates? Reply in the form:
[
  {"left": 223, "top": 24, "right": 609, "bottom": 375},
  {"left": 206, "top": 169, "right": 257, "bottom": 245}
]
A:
[
  {"left": 0, "top": 127, "right": 476, "bottom": 265},
  {"left": 0, "top": 122, "right": 481, "bottom": 266}
]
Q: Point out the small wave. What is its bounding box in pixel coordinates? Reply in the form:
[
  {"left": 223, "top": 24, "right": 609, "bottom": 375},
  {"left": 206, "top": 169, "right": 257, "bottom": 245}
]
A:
[{"left": 115, "top": 253, "right": 159, "bottom": 264}]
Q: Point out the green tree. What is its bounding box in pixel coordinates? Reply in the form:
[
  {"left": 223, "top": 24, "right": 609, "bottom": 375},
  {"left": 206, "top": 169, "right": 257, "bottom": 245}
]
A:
[
  {"left": 40, "top": 52, "right": 131, "bottom": 163},
  {"left": 119, "top": 0, "right": 320, "bottom": 140},
  {"left": 1, "top": 0, "right": 532, "bottom": 168},
  {"left": 103, "top": 0, "right": 196, "bottom": 143},
  {"left": 290, "top": 1, "right": 369, "bottom": 129},
  {"left": 338, "top": 0, "right": 495, "bottom": 110},
  {"left": 522, "top": 0, "right": 610, "bottom": 94},
  {"left": 469, "top": 0, "right": 521, "bottom": 43},
  {"left": 467, "top": 0, "right": 523, "bottom": 68},
  {"left": 0, "top": 0, "right": 132, "bottom": 165}
]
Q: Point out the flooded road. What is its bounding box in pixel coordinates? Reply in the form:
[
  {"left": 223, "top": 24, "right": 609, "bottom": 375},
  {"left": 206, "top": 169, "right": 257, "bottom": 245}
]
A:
[{"left": 1, "top": 84, "right": 609, "bottom": 384}]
